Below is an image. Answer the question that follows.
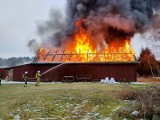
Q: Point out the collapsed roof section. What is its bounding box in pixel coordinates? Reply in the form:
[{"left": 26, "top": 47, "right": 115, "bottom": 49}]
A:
[{"left": 33, "top": 48, "right": 137, "bottom": 63}]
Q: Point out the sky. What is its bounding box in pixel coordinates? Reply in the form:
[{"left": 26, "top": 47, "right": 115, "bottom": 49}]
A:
[{"left": 0, "top": 0, "right": 66, "bottom": 58}]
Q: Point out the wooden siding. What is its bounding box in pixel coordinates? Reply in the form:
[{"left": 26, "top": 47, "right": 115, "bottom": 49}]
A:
[
  {"left": 0, "top": 68, "right": 7, "bottom": 79},
  {"left": 42, "top": 63, "right": 137, "bottom": 82},
  {"left": 11, "top": 63, "right": 137, "bottom": 82},
  {"left": 12, "top": 63, "right": 58, "bottom": 81}
]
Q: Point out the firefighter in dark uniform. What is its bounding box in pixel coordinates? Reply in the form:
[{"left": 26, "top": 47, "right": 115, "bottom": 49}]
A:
[
  {"left": 0, "top": 73, "right": 2, "bottom": 85},
  {"left": 23, "top": 71, "right": 28, "bottom": 87},
  {"left": 35, "top": 71, "right": 41, "bottom": 86}
]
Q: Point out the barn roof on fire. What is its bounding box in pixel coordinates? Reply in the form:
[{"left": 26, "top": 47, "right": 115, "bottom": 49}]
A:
[{"left": 34, "top": 47, "right": 137, "bottom": 63}]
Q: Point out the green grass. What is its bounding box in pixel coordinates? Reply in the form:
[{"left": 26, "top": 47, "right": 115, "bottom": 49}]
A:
[{"left": 0, "top": 83, "right": 150, "bottom": 120}]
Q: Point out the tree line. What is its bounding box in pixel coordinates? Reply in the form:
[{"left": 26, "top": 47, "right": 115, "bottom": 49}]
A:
[{"left": 0, "top": 57, "right": 33, "bottom": 67}]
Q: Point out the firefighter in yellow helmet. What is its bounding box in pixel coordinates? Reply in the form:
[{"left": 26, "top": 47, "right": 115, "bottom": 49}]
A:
[
  {"left": 35, "top": 71, "right": 41, "bottom": 86},
  {"left": 23, "top": 71, "right": 28, "bottom": 87}
]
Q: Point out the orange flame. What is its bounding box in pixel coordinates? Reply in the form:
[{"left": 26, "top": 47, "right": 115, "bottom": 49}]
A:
[{"left": 36, "top": 20, "right": 135, "bottom": 63}]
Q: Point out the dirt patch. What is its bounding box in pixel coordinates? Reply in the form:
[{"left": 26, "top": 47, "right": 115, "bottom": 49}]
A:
[{"left": 137, "top": 77, "right": 160, "bottom": 84}]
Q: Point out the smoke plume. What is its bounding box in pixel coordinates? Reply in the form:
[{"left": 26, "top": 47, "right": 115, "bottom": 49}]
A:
[
  {"left": 28, "top": 0, "right": 160, "bottom": 56},
  {"left": 65, "top": 0, "right": 160, "bottom": 56},
  {"left": 27, "top": 39, "right": 41, "bottom": 54},
  {"left": 28, "top": 8, "right": 66, "bottom": 51},
  {"left": 66, "top": 0, "right": 160, "bottom": 35},
  {"left": 37, "top": 9, "right": 66, "bottom": 47}
]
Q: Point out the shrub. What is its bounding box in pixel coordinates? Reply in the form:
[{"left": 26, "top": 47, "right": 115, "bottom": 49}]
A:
[
  {"left": 116, "top": 86, "right": 160, "bottom": 120},
  {"left": 135, "top": 86, "right": 160, "bottom": 119},
  {"left": 116, "top": 84, "right": 137, "bottom": 100}
]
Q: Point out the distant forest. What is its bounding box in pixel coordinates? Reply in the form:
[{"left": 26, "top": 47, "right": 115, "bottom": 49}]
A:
[{"left": 0, "top": 57, "right": 33, "bottom": 67}]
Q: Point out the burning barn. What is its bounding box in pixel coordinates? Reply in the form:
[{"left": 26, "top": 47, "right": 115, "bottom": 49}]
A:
[
  {"left": 34, "top": 45, "right": 137, "bottom": 82},
  {"left": 10, "top": 58, "right": 137, "bottom": 82},
  {"left": 10, "top": 32, "right": 138, "bottom": 82},
  {"left": 10, "top": 0, "right": 160, "bottom": 82},
  {"left": 11, "top": 29, "right": 138, "bottom": 82}
]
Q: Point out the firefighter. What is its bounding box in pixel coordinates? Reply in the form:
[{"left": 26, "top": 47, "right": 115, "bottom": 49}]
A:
[
  {"left": 0, "top": 73, "right": 2, "bottom": 85},
  {"left": 35, "top": 71, "right": 41, "bottom": 86},
  {"left": 23, "top": 71, "right": 28, "bottom": 87}
]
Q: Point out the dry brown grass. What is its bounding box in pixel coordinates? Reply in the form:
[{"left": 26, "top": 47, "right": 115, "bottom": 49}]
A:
[{"left": 137, "top": 77, "right": 160, "bottom": 84}]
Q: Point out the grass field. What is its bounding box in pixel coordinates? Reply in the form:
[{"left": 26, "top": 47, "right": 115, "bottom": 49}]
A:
[{"left": 0, "top": 82, "right": 157, "bottom": 120}]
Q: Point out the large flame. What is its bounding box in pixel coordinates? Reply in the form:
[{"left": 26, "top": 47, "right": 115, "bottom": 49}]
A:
[{"left": 36, "top": 20, "right": 135, "bottom": 63}]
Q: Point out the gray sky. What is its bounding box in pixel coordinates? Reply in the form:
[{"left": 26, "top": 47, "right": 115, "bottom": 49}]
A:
[{"left": 0, "top": 0, "right": 66, "bottom": 58}]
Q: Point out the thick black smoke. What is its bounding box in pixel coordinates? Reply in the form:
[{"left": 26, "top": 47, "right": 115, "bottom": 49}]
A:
[{"left": 65, "top": 0, "right": 160, "bottom": 41}]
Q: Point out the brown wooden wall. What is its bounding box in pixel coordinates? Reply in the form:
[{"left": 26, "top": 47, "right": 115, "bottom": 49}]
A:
[
  {"left": 0, "top": 68, "right": 7, "bottom": 79},
  {"left": 11, "top": 63, "right": 137, "bottom": 82},
  {"left": 42, "top": 63, "right": 137, "bottom": 82},
  {"left": 12, "top": 63, "right": 58, "bottom": 81}
]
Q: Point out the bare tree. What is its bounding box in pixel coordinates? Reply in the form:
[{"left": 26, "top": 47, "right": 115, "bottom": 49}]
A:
[{"left": 137, "top": 48, "right": 158, "bottom": 77}]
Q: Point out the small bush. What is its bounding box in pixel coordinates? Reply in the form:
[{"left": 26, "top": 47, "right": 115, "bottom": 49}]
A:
[
  {"left": 116, "top": 84, "right": 137, "bottom": 100},
  {"left": 116, "top": 86, "right": 160, "bottom": 120},
  {"left": 135, "top": 86, "right": 160, "bottom": 119}
]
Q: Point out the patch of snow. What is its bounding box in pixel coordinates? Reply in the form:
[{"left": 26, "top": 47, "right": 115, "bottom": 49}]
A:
[
  {"left": 130, "top": 82, "right": 146, "bottom": 84},
  {"left": 112, "top": 106, "right": 121, "bottom": 112},
  {"left": 1, "top": 80, "right": 148, "bottom": 85},
  {"left": 104, "top": 117, "right": 112, "bottom": 120},
  {"left": 34, "top": 109, "right": 40, "bottom": 112},
  {"left": 1, "top": 81, "right": 36, "bottom": 84},
  {"left": 123, "top": 118, "right": 128, "bottom": 120},
  {"left": 1, "top": 80, "right": 63, "bottom": 84},
  {"left": 24, "top": 109, "right": 30, "bottom": 112},
  {"left": 108, "top": 106, "right": 111, "bottom": 108},
  {"left": 95, "top": 113, "right": 100, "bottom": 116},
  {"left": 131, "top": 111, "right": 139, "bottom": 116},
  {"left": 14, "top": 115, "right": 20, "bottom": 120},
  {"left": 55, "top": 103, "right": 59, "bottom": 106}
]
